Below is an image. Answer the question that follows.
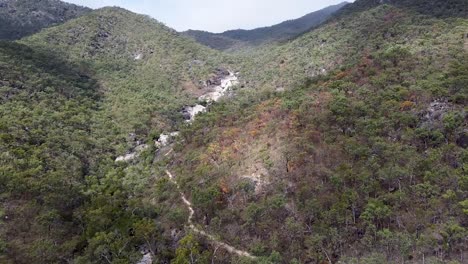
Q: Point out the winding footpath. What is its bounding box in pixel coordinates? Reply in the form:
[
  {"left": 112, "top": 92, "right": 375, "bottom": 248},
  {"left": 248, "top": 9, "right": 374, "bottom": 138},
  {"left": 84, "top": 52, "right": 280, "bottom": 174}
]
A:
[
  {"left": 165, "top": 170, "right": 256, "bottom": 259},
  {"left": 139, "top": 72, "right": 255, "bottom": 262}
]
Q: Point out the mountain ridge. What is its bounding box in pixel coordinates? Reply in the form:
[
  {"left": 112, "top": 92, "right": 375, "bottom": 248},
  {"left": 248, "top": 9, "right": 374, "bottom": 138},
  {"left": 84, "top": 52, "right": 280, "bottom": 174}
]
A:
[
  {"left": 0, "top": 0, "right": 91, "bottom": 40},
  {"left": 183, "top": 2, "right": 349, "bottom": 50},
  {"left": 336, "top": 0, "right": 468, "bottom": 18}
]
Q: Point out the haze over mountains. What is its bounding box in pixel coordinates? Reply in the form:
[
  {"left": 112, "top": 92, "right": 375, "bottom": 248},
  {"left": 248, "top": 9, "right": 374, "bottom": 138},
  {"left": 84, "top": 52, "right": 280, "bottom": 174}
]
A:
[
  {"left": 0, "top": 0, "right": 467, "bottom": 263},
  {"left": 183, "top": 2, "right": 349, "bottom": 50}
]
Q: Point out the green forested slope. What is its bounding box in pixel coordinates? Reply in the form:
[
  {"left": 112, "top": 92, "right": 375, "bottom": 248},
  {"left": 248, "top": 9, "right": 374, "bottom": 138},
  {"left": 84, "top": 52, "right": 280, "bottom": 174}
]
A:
[
  {"left": 0, "top": 41, "right": 189, "bottom": 264},
  {"left": 0, "top": 0, "right": 91, "bottom": 40},
  {"left": 22, "top": 7, "right": 230, "bottom": 138},
  {"left": 337, "top": 0, "right": 468, "bottom": 18},
  {"left": 0, "top": 6, "right": 230, "bottom": 264},
  {"left": 234, "top": 1, "right": 468, "bottom": 93},
  {"left": 0, "top": 0, "right": 467, "bottom": 263},
  {"left": 0, "top": 41, "right": 102, "bottom": 263},
  {"left": 168, "top": 2, "right": 468, "bottom": 263}
]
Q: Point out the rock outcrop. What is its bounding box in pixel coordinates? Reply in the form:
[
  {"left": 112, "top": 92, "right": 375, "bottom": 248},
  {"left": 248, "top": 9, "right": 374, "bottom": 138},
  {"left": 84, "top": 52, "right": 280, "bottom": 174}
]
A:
[
  {"left": 183, "top": 70, "right": 239, "bottom": 123},
  {"left": 115, "top": 144, "right": 149, "bottom": 162}
]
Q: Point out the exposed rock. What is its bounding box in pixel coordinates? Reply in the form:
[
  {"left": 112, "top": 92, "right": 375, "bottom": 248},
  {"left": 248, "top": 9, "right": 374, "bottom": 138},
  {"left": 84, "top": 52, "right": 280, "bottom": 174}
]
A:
[
  {"left": 425, "top": 100, "right": 451, "bottom": 120},
  {"left": 134, "top": 144, "right": 149, "bottom": 152},
  {"left": 205, "top": 68, "right": 230, "bottom": 86},
  {"left": 129, "top": 133, "right": 137, "bottom": 141},
  {"left": 115, "top": 144, "right": 149, "bottom": 163},
  {"left": 216, "top": 67, "right": 230, "bottom": 75},
  {"left": 134, "top": 53, "right": 143, "bottom": 60},
  {"left": 155, "top": 132, "right": 180, "bottom": 148},
  {"left": 276, "top": 86, "right": 285, "bottom": 92},
  {"left": 183, "top": 70, "right": 238, "bottom": 123},
  {"left": 158, "top": 134, "right": 170, "bottom": 146},
  {"left": 136, "top": 248, "right": 152, "bottom": 264},
  {"left": 171, "top": 228, "right": 180, "bottom": 239},
  {"left": 420, "top": 100, "right": 453, "bottom": 129},
  {"left": 307, "top": 67, "right": 329, "bottom": 78},
  {"left": 115, "top": 153, "right": 137, "bottom": 162},
  {"left": 183, "top": 105, "right": 206, "bottom": 122},
  {"left": 198, "top": 72, "right": 239, "bottom": 103},
  {"left": 241, "top": 165, "right": 270, "bottom": 194}
]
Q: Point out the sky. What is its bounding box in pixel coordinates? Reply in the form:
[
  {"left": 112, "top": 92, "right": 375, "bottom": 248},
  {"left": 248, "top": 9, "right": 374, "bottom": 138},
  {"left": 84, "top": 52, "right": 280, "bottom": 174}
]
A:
[{"left": 64, "top": 0, "right": 352, "bottom": 33}]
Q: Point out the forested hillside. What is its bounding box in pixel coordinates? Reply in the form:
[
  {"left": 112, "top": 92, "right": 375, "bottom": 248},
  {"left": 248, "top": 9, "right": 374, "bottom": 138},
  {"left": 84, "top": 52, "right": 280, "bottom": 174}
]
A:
[
  {"left": 22, "top": 6, "right": 230, "bottom": 138},
  {"left": 0, "top": 39, "right": 197, "bottom": 263},
  {"left": 184, "top": 2, "right": 348, "bottom": 50},
  {"left": 0, "top": 6, "right": 232, "bottom": 264},
  {"left": 337, "top": 0, "right": 468, "bottom": 18},
  {"left": 0, "top": 0, "right": 467, "bottom": 263},
  {"left": 231, "top": 0, "right": 468, "bottom": 92},
  {"left": 170, "top": 0, "right": 468, "bottom": 263},
  {"left": 0, "top": 0, "right": 91, "bottom": 40},
  {"left": 0, "top": 40, "right": 102, "bottom": 263}
]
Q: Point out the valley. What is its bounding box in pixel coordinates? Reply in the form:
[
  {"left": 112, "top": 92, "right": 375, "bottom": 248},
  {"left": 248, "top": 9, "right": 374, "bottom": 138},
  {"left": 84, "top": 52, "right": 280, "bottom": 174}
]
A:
[{"left": 0, "top": 0, "right": 467, "bottom": 263}]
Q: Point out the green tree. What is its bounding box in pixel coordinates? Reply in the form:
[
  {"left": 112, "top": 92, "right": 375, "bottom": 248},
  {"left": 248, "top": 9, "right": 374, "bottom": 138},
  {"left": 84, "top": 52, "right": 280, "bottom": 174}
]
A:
[
  {"left": 172, "top": 234, "right": 209, "bottom": 264},
  {"left": 361, "top": 199, "right": 391, "bottom": 228}
]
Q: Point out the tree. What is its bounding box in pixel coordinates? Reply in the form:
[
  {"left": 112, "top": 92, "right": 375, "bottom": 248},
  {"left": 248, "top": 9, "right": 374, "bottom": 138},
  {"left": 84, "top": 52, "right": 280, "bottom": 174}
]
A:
[
  {"left": 361, "top": 199, "right": 391, "bottom": 228},
  {"left": 172, "top": 234, "right": 210, "bottom": 264}
]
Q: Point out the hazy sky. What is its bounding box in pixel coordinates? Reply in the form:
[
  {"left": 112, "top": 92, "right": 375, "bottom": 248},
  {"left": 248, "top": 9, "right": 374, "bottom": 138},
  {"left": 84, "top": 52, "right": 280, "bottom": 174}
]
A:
[{"left": 64, "top": 0, "right": 351, "bottom": 33}]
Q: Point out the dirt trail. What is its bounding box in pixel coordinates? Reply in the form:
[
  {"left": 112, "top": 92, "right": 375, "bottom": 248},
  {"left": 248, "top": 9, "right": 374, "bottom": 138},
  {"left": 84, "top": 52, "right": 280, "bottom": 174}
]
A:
[
  {"left": 165, "top": 170, "right": 256, "bottom": 259},
  {"left": 159, "top": 71, "right": 255, "bottom": 260}
]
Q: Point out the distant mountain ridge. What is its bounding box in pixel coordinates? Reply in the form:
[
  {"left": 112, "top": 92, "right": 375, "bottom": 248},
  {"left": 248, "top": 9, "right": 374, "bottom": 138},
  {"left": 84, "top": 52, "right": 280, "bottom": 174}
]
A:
[
  {"left": 0, "top": 0, "right": 91, "bottom": 40},
  {"left": 184, "top": 2, "right": 349, "bottom": 50},
  {"left": 336, "top": 0, "right": 468, "bottom": 18}
]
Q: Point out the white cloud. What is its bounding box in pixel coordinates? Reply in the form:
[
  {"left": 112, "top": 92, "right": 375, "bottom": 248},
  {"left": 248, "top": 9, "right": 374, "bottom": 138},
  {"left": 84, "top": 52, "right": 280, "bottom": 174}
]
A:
[{"left": 64, "top": 0, "right": 352, "bottom": 32}]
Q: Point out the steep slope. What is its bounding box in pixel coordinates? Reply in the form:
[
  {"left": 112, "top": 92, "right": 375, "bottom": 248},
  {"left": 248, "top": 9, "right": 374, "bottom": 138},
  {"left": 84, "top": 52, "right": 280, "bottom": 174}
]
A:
[
  {"left": 3, "top": 0, "right": 467, "bottom": 263},
  {"left": 183, "top": 29, "right": 244, "bottom": 51},
  {"left": 168, "top": 1, "right": 468, "bottom": 263},
  {"left": 184, "top": 2, "right": 348, "bottom": 50},
  {"left": 337, "top": 0, "right": 468, "bottom": 18},
  {"left": 1, "top": 6, "right": 236, "bottom": 264},
  {"left": 0, "top": 0, "right": 91, "bottom": 40},
  {"left": 0, "top": 39, "right": 187, "bottom": 264},
  {"left": 234, "top": 0, "right": 468, "bottom": 93},
  {"left": 0, "top": 40, "right": 103, "bottom": 263},
  {"left": 22, "top": 7, "right": 231, "bottom": 139}
]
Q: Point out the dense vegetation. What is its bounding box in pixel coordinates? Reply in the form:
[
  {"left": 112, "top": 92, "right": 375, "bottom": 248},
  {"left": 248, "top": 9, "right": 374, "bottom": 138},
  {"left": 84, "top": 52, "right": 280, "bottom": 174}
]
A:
[
  {"left": 0, "top": 41, "right": 105, "bottom": 263},
  {"left": 171, "top": 2, "right": 468, "bottom": 263},
  {"left": 337, "top": 0, "right": 468, "bottom": 19},
  {"left": 0, "top": 0, "right": 91, "bottom": 40},
  {"left": 229, "top": 0, "right": 468, "bottom": 94},
  {"left": 183, "top": 2, "right": 348, "bottom": 50},
  {"left": 0, "top": 0, "right": 466, "bottom": 263},
  {"left": 22, "top": 7, "right": 230, "bottom": 138},
  {"left": 1, "top": 6, "right": 229, "bottom": 264}
]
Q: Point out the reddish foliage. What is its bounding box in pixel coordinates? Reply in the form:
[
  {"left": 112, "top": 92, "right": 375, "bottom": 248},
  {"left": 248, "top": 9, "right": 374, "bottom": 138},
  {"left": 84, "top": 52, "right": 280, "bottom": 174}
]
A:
[
  {"left": 383, "top": 10, "right": 402, "bottom": 23},
  {"left": 400, "top": 100, "right": 415, "bottom": 111},
  {"left": 219, "top": 181, "right": 230, "bottom": 194}
]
